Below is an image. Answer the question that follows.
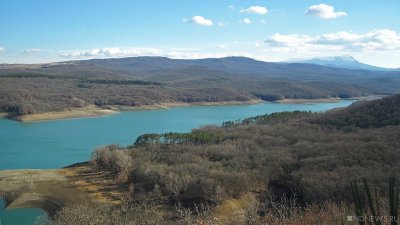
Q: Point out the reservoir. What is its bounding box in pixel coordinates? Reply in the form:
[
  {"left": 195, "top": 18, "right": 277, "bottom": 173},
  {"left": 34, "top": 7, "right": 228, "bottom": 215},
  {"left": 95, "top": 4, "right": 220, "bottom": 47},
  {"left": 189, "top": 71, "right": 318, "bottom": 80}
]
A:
[
  {"left": 0, "top": 100, "right": 355, "bottom": 224},
  {"left": 0, "top": 100, "right": 354, "bottom": 170},
  {"left": 0, "top": 198, "right": 48, "bottom": 225}
]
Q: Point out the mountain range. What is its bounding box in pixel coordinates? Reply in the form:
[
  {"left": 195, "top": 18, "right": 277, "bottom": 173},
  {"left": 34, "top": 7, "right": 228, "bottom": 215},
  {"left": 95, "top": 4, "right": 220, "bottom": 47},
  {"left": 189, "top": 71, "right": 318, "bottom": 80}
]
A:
[
  {"left": 1, "top": 56, "right": 400, "bottom": 117},
  {"left": 288, "top": 55, "right": 399, "bottom": 71}
]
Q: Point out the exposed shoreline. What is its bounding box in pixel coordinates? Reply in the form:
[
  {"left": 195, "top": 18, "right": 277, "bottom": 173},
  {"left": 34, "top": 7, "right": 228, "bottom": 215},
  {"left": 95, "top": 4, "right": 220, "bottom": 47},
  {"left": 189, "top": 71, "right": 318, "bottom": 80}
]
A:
[
  {"left": 1, "top": 96, "right": 385, "bottom": 122},
  {"left": 0, "top": 163, "right": 123, "bottom": 217},
  {"left": 5, "top": 100, "right": 263, "bottom": 122},
  {"left": 109, "top": 99, "right": 263, "bottom": 110},
  {"left": 276, "top": 98, "right": 342, "bottom": 104},
  {"left": 11, "top": 106, "right": 116, "bottom": 122},
  {"left": 275, "top": 95, "right": 387, "bottom": 104}
]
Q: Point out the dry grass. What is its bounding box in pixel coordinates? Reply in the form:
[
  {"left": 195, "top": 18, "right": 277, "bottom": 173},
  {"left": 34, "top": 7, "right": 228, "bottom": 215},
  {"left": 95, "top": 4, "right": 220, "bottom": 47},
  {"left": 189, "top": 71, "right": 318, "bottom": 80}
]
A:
[
  {"left": 213, "top": 193, "right": 257, "bottom": 224},
  {"left": 59, "top": 163, "right": 126, "bottom": 205},
  {"left": 0, "top": 163, "right": 125, "bottom": 215}
]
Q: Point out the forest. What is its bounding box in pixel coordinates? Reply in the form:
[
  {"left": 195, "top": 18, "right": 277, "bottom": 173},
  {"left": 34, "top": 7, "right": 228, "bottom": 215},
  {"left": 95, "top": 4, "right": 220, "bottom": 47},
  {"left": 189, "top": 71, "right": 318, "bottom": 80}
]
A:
[
  {"left": 44, "top": 94, "right": 400, "bottom": 224},
  {"left": 1, "top": 56, "right": 400, "bottom": 117}
]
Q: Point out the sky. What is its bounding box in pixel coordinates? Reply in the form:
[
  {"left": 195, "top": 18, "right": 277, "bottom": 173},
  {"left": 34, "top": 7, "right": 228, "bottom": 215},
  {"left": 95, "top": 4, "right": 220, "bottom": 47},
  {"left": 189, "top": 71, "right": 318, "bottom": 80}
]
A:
[{"left": 0, "top": 0, "right": 399, "bottom": 68}]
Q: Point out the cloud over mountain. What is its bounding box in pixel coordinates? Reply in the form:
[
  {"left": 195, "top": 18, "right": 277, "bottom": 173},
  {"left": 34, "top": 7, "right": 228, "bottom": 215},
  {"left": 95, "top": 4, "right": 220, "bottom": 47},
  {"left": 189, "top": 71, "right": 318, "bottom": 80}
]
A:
[
  {"left": 60, "top": 47, "right": 255, "bottom": 60},
  {"left": 62, "top": 47, "right": 163, "bottom": 58}
]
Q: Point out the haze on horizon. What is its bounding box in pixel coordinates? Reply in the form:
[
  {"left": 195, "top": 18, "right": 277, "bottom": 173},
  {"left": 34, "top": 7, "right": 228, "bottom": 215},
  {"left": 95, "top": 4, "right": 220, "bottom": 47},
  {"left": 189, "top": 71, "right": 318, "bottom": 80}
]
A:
[{"left": 0, "top": 0, "right": 399, "bottom": 68}]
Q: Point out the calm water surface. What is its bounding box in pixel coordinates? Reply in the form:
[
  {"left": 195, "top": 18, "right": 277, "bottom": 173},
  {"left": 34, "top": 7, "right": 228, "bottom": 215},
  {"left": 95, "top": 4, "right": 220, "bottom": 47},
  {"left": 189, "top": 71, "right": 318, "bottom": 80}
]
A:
[
  {"left": 0, "top": 101, "right": 355, "bottom": 224},
  {"left": 0, "top": 101, "right": 354, "bottom": 170},
  {"left": 0, "top": 199, "right": 48, "bottom": 225}
]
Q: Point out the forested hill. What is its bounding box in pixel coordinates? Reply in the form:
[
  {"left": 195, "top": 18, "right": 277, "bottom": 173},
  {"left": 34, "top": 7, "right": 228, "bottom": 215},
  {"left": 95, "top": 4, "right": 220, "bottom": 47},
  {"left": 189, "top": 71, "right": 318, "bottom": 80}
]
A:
[
  {"left": 51, "top": 94, "right": 400, "bottom": 224},
  {"left": 312, "top": 94, "right": 400, "bottom": 128},
  {"left": 91, "top": 94, "right": 400, "bottom": 207},
  {"left": 1, "top": 56, "right": 400, "bottom": 117}
]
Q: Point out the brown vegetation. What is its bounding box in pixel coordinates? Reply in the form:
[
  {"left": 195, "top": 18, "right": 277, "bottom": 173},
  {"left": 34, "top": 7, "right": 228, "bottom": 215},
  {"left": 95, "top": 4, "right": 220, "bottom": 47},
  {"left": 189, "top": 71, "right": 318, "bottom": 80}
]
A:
[
  {"left": 1, "top": 94, "right": 392, "bottom": 224},
  {"left": 2, "top": 56, "right": 399, "bottom": 118},
  {"left": 41, "top": 95, "right": 399, "bottom": 224}
]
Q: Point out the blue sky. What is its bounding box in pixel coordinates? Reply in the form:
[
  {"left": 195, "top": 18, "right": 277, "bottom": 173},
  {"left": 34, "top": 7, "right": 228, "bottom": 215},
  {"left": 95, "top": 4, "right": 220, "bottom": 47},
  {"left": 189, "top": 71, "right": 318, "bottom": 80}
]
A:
[{"left": 0, "top": 0, "right": 399, "bottom": 67}]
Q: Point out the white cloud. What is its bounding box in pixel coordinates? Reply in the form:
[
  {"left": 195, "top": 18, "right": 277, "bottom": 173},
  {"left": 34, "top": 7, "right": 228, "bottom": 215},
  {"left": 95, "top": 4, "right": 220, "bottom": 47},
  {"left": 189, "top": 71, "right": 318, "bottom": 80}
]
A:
[
  {"left": 23, "top": 48, "right": 42, "bottom": 53},
  {"left": 60, "top": 46, "right": 256, "bottom": 62},
  {"left": 7, "top": 30, "right": 400, "bottom": 68},
  {"left": 61, "top": 47, "right": 164, "bottom": 58},
  {"left": 305, "top": 4, "right": 347, "bottom": 19},
  {"left": 240, "top": 18, "right": 252, "bottom": 24},
  {"left": 240, "top": 6, "right": 268, "bottom": 15},
  {"left": 0, "top": 47, "right": 4, "bottom": 53},
  {"left": 62, "top": 47, "right": 220, "bottom": 60},
  {"left": 2, "top": 43, "right": 399, "bottom": 68},
  {"left": 266, "top": 33, "right": 314, "bottom": 48},
  {"left": 190, "top": 16, "right": 213, "bottom": 26},
  {"left": 265, "top": 29, "right": 400, "bottom": 52}
]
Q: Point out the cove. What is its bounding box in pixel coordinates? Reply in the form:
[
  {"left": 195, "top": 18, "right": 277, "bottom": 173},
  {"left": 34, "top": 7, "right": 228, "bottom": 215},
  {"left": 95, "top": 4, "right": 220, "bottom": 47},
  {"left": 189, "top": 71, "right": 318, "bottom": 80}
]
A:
[
  {"left": 0, "top": 198, "right": 49, "bottom": 225},
  {"left": 0, "top": 100, "right": 354, "bottom": 170}
]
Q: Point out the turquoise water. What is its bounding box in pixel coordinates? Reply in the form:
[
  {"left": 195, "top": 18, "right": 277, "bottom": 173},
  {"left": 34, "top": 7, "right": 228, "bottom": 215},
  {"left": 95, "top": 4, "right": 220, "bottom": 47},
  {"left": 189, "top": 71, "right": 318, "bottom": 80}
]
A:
[
  {"left": 0, "top": 207, "right": 48, "bottom": 225},
  {"left": 0, "top": 101, "right": 354, "bottom": 224},
  {"left": 0, "top": 199, "right": 49, "bottom": 225},
  {"left": 0, "top": 101, "right": 354, "bottom": 170}
]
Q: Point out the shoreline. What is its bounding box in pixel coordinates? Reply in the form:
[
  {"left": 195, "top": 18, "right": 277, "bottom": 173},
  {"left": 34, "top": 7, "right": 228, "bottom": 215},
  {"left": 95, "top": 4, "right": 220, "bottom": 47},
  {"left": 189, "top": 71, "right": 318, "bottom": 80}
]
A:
[
  {"left": 1, "top": 96, "right": 385, "bottom": 122},
  {"left": 5, "top": 100, "right": 264, "bottom": 122},
  {"left": 11, "top": 106, "right": 116, "bottom": 122},
  {"left": 0, "top": 163, "right": 124, "bottom": 216},
  {"left": 275, "top": 95, "right": 387, "bottom": 104},
  {"left": 109, "top": 99, "right": 263, "bottom": 111},
  {"left": 276, "top": 98, "right": 341, "bottom": 104}
]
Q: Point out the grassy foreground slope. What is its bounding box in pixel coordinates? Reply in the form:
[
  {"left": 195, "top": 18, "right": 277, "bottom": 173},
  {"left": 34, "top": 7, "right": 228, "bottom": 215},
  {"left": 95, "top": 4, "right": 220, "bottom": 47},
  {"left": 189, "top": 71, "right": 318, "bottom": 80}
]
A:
[
  {"left": 1, "top": 57, "right": 400, "bottom": 119},
  {"left": 38, "top": 94, "right": 400, "bottom": 224}
]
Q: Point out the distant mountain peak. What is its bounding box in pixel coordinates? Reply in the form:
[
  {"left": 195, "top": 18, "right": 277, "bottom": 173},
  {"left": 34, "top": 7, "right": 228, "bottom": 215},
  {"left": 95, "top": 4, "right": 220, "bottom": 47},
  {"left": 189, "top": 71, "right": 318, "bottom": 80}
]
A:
[
  {"left": 289, "top": 55, "right": 395, "bottom": 71},
  {"left": 324, "top": 55, "right": 356, "bottom": 61},
  {"left": 293, "top": 55, "right": 357, "bottom": 62},
  {"left": 339, "top": 55, "right": 357, "bottom": 61}
]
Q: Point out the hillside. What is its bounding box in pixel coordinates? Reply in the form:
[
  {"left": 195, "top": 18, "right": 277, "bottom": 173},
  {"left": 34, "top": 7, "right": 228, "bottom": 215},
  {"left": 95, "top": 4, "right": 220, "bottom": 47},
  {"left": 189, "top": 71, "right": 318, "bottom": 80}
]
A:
[
  {"left": 37, "top": 94, "right": 400, "bottom": 224},
  {"left": 1, "top": 57, "right": 400, "bottom": 119},
  {"left": 313, "top": 93, "right": 400, "bottom": 128}
]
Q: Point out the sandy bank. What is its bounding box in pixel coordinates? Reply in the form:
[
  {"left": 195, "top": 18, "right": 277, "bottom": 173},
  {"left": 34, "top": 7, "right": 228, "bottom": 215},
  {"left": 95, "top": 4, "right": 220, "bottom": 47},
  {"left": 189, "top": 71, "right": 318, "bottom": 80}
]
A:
[
  {"left": 276, "top": 98, "right": 342, "bottom": 104},
  {"left": 0, "top": 169, "right": 83, "bottom": 217},
  {"left": 276, "top": 95, "right": 386, "bottom": 104},
  {"left": 10, "top": 100, "right": 263, "bottom": 122},
  {"left": 0, "top": 163, "right": 125, "bottom": 216},
  {"left": 12, "top": 106, "right": 117, "bottom": 122},
  {"left": 110, "top": 99, "right": 264, "bottom": 111}
]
